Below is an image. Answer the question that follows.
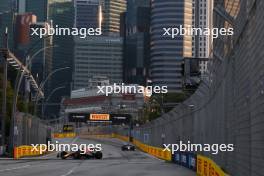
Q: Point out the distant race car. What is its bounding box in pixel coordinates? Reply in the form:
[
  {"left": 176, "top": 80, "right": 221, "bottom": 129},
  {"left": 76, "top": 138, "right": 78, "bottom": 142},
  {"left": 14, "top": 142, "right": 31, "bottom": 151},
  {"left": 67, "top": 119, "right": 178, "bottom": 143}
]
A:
[
  {"left": 121, "top": 144, "right": 135, "bottom": 151},
  {"left": 57, "top": 149, "right": 103, "bottom": 159}
]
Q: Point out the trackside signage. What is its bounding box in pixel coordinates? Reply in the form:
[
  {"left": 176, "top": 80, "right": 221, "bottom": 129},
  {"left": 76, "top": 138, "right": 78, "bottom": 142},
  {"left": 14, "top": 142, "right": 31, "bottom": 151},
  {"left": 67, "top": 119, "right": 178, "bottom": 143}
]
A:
[{"left": 90, "top": 114, "right": 110, "bottom": 121}]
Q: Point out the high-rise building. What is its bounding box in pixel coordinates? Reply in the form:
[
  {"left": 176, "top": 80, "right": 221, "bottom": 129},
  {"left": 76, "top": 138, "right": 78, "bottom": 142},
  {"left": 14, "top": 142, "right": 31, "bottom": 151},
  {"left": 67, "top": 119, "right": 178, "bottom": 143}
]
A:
[
  {"left": 47, "top": 0, "right": 74, "bottom": 117},
  {"left": 25, "top": 0, "right": 53, "bottom": 90},
  {"left": 73, "top": 36, "right": 123, "bottom": 90},
  {"left": 72, "top": 0, "right": 123, "bottom": 90},
  {"left": 101, "top": 0, "right": 126, "bottom": 36},
  {"left": 74, "top": 0, "right": 101, "bottom": 28},
  {"left": 193, "top": 0, "right": 213, "bottom": 77},
  {"left": 122, "top": 0, "right": 150, "bottom": 86},
  {"left": 0, "top": 0, "right": 14, "bottom": 50},
  {"left": 150, "top": 0, "right": 193, "bottom": 92}
]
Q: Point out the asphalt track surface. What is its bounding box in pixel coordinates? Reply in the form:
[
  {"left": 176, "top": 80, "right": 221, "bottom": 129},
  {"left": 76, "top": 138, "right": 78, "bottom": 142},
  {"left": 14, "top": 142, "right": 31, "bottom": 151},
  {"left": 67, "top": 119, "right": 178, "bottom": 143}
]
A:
[{"left": 0, "top": 137, "right": 195, "bottom": 176}]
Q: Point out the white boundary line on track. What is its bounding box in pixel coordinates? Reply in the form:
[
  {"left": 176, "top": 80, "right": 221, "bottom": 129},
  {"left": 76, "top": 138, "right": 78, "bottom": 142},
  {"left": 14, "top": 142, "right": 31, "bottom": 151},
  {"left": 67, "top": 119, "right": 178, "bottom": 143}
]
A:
[{"left": 0, "top": 164, "right": 31, "bottom": 172}]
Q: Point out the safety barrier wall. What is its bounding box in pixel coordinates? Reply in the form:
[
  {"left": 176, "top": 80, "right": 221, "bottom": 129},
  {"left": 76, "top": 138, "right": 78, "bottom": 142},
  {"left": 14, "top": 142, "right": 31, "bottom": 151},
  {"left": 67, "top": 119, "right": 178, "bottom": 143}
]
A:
[
  {"left": 114, "top": 1, "right": 264, "bottom": 175},
  {"left": 197, "top": 155, "right": 228, "bottom": 176},
  {"left": 112, "top": 133, "right": 229, "bottom": 175},
  {"left": 52, "top": 132, "right": 76, "bottom": 138},
  {"left": 13, "top": 145, "right": 47, "bottom": 159},
  {"left": 132, "top": 138, "right": 171, "bottom": 161},
  {"left": 14, "top": 112, "right": 51, "bottom": 146}
]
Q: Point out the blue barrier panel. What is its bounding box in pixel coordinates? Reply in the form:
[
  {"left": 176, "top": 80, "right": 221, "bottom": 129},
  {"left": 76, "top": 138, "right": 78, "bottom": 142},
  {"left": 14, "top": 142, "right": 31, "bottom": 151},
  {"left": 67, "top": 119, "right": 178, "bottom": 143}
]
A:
[
  {"left": 172, "top": 152, "right": 181, "bottom": 164},
  {"left": 180, "top": 152, "right": 189, "bottom": 168},
  {"left": 188, "top": 153, "right": 197, "bottom": 171}
]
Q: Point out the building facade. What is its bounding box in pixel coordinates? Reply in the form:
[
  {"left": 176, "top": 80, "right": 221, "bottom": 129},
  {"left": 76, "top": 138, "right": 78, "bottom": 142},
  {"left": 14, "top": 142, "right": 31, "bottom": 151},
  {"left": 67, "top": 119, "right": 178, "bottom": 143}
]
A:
[
  {"left": 72, "top": 0, "right": 123, "bottom": 90},
  {"left": 47, "top": 0, "right": 74, "bottom": 117},
  {"left": 122, "top": 0, "right": 150, "bottom": 86},
  {"left": 101, "top": 0, "right": 126, "bottom": 36},
  {"left": 74, "top": 0, "right": 101, "bottom": 29},
  {"left": 193, "top": 0, "right": 213, "bottom": 77},
  {"left": 73, "top": 36, "right": 123, "bottom": 90},
  {"left": 25, "top": 0, "right": 53, "bottom": 93},
  {"left": 150, "top": 0, "right": 193, "bottom": 92}
]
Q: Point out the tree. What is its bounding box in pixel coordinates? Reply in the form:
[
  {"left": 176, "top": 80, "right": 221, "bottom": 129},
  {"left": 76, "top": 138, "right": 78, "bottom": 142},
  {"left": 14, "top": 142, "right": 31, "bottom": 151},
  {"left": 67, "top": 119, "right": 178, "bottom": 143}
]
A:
[{"left": 142, "top": 92, "right": 190, "bottom": 122}]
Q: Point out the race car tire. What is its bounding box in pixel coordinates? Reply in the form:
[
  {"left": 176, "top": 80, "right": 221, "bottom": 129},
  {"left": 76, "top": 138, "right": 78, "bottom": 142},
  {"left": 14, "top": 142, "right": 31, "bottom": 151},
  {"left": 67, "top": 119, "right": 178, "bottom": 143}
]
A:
[
  {"left": 94, "top": 151, "right": 103, "bottom": 159},
  {"left": 60, "top": 151, "right": 68, "bottom": 159},
  {"left": 73, "top": 151, "right": 81, "bottom": 159}
]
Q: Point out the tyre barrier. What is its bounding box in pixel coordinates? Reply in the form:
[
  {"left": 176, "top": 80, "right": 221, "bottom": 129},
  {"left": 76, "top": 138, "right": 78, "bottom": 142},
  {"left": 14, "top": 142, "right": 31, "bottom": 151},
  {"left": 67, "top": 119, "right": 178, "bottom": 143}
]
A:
[
  {"left": 52, "top": 132, "right": 76, "bottom": 138},
  {"left": 13, "top": 145, "right": 47, "bottom": 159}
]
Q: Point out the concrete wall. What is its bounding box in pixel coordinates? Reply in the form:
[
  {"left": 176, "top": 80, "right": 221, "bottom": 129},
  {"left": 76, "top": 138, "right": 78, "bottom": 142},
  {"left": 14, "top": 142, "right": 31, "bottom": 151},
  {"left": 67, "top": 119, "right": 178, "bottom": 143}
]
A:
[{"left": 116, "top": 1, "right": 264, "bottom": 175}]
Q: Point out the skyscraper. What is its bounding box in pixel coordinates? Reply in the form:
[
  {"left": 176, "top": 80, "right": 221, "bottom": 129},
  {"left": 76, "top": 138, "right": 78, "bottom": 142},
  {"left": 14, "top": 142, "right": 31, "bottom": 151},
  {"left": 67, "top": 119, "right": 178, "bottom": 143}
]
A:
[
  {"left": 25, "top": 0, "right": 53, "bottom": 90},
  {"left": 122, "top": 0, "right": 150, "bottom": 86},
  {"left": 47, "top": 0, "right": 74, "bottom": 117},
  {"left": 193, "top": 0, "right": 213, "bottom": 77},
  {"left": 73, "top": 36, "right": 123, "bottom": 89},
  {"left": 74, "top": 0, "right": 101, "bottom": 28},
  {"left": 0, "top": 0, "right": 14, "bottom": 49},
  {"left": 101, "top": 0, "right": 126, "bottom": 36},
  {"left": 150, "top": 0, "right": 193, "bottom": 92},
  {"left": 73, "top": 0, "right": 123, "bottom": 89}
]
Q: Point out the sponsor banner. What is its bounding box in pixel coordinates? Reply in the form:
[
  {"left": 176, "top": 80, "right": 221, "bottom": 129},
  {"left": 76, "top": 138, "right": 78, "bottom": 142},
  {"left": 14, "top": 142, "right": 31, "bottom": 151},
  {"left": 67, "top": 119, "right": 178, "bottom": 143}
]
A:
[
  {"left": 180, "top": 152, "right": 189, "bottom": 167},
  {"left": 173, "top": 152, "right": 181, "bottom": 164},
  {"left": 68, "top": 113, "right": 131, "bottom": 124},
  {"left": 52, "top": 132, "right": 76, "bottom": 139},
  {"left": 90, "top": 114, "right": 110, "bottom": 121},
  {"left": 63, "top": 124, "right": 74, "bottom": 132},
  {"left": 197, "top": 155, "right": 228, "bottom": 176},
  {"left": 172, "top": 152, "right": 197, "bottom": 171},
  {"left": 189, "top": 153, "right": 197, "bottom": 171},
  {"left": 110, "top": 114, "right": 131, "bottom": 124},
  {"left": 69, "top": 113, "right": 87, "bottom": 122}
]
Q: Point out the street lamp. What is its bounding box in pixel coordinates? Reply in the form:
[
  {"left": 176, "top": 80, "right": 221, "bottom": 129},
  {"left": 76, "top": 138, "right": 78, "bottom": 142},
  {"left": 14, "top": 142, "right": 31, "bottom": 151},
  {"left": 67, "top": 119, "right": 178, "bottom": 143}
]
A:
[
  {"left": 34, "top": 67, "right": 70, "bottom": 116},
  {"left": 41, "top": 86, "right": 66, "bottom": 119}
]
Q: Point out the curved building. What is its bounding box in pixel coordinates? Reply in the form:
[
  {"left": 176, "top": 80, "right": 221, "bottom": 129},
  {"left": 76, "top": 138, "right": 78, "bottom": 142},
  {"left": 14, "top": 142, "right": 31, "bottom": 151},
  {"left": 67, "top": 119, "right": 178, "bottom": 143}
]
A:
[{"left": 150, "top": 0, "right": 193, "bottom": 92}]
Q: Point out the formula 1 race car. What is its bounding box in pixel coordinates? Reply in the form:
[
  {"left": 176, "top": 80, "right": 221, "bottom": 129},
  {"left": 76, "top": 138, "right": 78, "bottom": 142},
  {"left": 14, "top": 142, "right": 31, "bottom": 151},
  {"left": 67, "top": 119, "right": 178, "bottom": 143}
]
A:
[
  {"left": 57, "top": 150, "right": 103, "bottom": 159},
  {"left": 121, "top": 144, "right": 135, "bottom": 151}
]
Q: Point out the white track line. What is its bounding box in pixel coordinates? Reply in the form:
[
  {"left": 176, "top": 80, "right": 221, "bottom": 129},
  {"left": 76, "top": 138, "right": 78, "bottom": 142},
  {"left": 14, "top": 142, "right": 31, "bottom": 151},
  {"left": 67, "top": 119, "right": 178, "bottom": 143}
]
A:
[
  {"left": 60, "top": 166, "right": 77, "bottom": 176},
  {"left": 0, "top": 165, "right": 31, "bottom": 172}
]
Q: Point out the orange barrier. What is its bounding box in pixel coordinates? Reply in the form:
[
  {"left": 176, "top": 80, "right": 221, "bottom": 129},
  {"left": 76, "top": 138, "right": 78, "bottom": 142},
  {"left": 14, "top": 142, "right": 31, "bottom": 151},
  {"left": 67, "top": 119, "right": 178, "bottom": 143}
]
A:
[
  {"left": 112, "top": 133, "right": 130, "bottom": 142},
  {"left": 112, "top": 134, "right": 171, "bottom": 161},
  {"left": 197, "top": 155, "right": 229, "bottom": 176},
  {"left": 132, "top": 138, "right": 171, "bottom": 161},
  {"left": 80, "top": 134, "right": 114, "bottom": 138},
  {"left": 13, "top": 145, "right": 47, "bottom": 159},
  {"left": 52, "top": 132, "right": 76, "bottom": 138}
]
